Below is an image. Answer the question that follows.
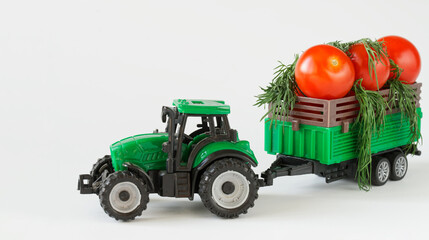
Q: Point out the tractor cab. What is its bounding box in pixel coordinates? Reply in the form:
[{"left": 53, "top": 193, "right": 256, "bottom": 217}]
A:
[{"left": 161, "top": 99, "right": 237, "bottom": 173}]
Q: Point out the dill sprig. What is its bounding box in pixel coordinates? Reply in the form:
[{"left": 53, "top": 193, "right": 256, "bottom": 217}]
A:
[
  {"left": 326, "top": 40, "right": 356, "bottom": 56},
  {"left": 327, "top": 38, "right": 388, "bottom": 90},
  {"left": 330, "top": 38, "right": 392, "bottom": 190},
  {"left": 387, "top": 59, "right": 421, "bottom": 153},
  {"left": 353, "top": 79, "right": 388, "bottom": 191},
  {"left": 255, "top": 55, "right": 299, "bottom": 127}
]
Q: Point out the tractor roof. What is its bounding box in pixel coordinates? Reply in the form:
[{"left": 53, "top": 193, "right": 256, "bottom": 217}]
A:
[{"left": 173, "top": 99, "right": 230, "bottom": 115}]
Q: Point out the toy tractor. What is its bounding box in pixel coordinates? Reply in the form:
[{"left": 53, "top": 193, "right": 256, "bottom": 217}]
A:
[{"left": 78, "top": 99, "right": 259, "bottom": 220}]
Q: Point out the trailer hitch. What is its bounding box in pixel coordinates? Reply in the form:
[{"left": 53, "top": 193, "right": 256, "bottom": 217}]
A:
[{"left": 258, "top": 170, "right": 275, "bottom": 187}]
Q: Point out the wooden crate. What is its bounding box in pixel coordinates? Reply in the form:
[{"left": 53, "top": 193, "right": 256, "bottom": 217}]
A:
[{"left": 268, "top": 82, "right": 421, "bottom": 133}]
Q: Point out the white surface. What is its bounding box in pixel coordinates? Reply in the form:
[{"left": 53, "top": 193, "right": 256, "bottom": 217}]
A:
[{"left": 1, "top": 0, "right": 428, "bottom": 239}]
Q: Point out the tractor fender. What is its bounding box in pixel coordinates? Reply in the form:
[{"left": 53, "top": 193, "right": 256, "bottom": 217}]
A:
[
  {"left": 191, "top": 140, "right": 258, "bottom": 169},
  {"left": 195, "top": 149, "right": 257, "bottom": 171},
  {"left": 189, "top": 149, "right": 258, "bottom": 199},
  {"left": 122, "top": 162, "right": 155, "bottom": 192}
]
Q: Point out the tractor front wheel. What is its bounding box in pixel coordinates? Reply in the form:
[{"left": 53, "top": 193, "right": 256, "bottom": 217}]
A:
[
  {"left": 99, "top": 171, "right": 149, "bottom": 221},
  {"left": 198, "top": 158, "right": 258, "bottom": 218},
  {"left": 90, "top": 155, "right": 114, "bottom": 194}
]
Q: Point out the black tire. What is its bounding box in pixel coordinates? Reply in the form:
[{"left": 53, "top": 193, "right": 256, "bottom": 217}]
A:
[
  {"left": 371, "top": 157, "right": 391, "bottom": 186},
  {"left": 388, "top": 152, "right": 408, "bottom": 181},
  {"left": 198, "top": 158, "right": 258, "bottom": 219},
  {"left": 90, "top": 155, "right": 114, "bottom": 194},
  {"left": 99, "top": 171, "right": 149, "bottom": 221},
  {"left": 90, "top": 155, "right": 114, "bottom": 180}
]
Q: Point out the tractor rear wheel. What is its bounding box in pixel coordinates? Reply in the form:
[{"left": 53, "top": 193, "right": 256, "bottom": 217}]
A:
[
  {"left": 198, "top": 158, "right": 258, "bottom": 218},
  {"left": 99, "top": 171, "right": 149, "bottom": 221}
]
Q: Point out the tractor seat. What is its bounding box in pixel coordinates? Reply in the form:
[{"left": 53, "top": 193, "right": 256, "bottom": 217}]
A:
[{"left": 181, "top": 133, "right": 209, "bottom": 163}]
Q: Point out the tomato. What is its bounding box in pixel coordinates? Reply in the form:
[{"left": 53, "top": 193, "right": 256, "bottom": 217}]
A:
[
  {"left": 349, "top": 43, "right": 390, "bottom": 90},
  {"left": 378, "top": 36, "right": 421, "bottom": 84},
  {"left": 295, "top": 45, "right": 355, "bottom": 100}
]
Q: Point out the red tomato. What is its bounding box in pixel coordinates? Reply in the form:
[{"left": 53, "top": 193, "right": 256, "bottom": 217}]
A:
[
  {"left": 378, "top": 36, "right": 421, "bottom": 84},
  {"left": 349, "top": 43, "right": 390, "bottom": 91},
  {"left": 295, "top": 45, "right": 355, "bottom": 100}
]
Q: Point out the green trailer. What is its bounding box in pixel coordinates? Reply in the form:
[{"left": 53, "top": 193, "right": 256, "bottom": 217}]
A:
[
  {"left": 265, "top": 109, "right": 422, "bottom": 165},
  {"left": 260, "top": 83, "right": 422, "bottom": 186}
]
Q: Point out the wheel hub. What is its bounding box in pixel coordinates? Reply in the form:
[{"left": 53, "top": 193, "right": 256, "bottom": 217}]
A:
[
  {"left": 377, "top": 161, "right": 390, "bottom": 183},
  {"left": 221, "top": 181, "right": 235, "bottom": 195},
  {"left": 109, "top": 182, "right": 141, "bottom": 213},
  {"left": 395, "top": 156, "right": 407, "bottom": 178},
  {"left": 211, "top": 170, "right": 250, "bottom": 209},
  {"left": 119, "top": 190, "right": 130, "bottom": 201}
]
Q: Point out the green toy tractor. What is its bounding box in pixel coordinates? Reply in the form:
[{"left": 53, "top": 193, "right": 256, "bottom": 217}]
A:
[{"left": 78, "top": 99, "right": 259, "bottom": 220}]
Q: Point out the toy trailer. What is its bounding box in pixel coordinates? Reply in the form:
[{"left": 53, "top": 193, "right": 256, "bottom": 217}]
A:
[{"left": 259, "top": 83, "right": 422, "bottom": 187}]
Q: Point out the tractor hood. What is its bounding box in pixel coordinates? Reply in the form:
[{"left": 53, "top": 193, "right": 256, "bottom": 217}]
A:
[{"left": 110, "top": 133, "right": 169, "bottom": 172}]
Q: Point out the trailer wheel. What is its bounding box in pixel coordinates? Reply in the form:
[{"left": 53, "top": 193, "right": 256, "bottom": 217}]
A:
[
  {"left": 90, "top": 155, "right": 114, "bottom": 194},
  {"left": 99, "top": 171, "right": 149, "bottom": 221},
  {"left": 388, "top": 152, "right": 408, "bottom": 181},
  {"left": 371, "top": 157, "right": 390, "bottom": 186},
  {"left": 198, "top": 158, "right": 258, "bottom": 218}
]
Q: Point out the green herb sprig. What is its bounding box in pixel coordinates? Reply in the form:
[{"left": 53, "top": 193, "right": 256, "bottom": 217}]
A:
[
  {"left": 387, "top": 59, "right": 421, "bottom": 153},
  {"left": 330, "top": 38, "right": 391, "bottom": 190},
  {"left": 353, "top": 80, "right": 388, "bottom": 191},
  {"left": 255, "top": 55, "right": 299, "bottom": 127}
]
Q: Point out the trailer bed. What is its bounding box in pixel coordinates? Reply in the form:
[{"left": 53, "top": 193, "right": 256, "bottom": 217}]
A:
[{"left": 264, "top": 108, "right": 422, "bottom": 165}]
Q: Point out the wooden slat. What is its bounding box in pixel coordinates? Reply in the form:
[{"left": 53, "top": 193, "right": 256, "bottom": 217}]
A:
[
  {"left": 293, "top": 104, "right": 325, "bottom": 112},
  {"left": 335, "top": 104, "right": 360, "bottom": 111},
  {"left": 290, "top": 111, "right": 325, "bottom": 119},
  {"left": 297, "top": 96, "right": 329, "bottom": 105},
  {"left": 335, "top": 111, "right": 359, "bottom": 119},
  {"left": 331, "top": 95, "right": 357, "bottom": 104}
]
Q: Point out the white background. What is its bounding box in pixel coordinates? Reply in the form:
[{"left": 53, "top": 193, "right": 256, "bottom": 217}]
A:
[{"left": 1, "top": 0, "right": 428, "bottom": 239}]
